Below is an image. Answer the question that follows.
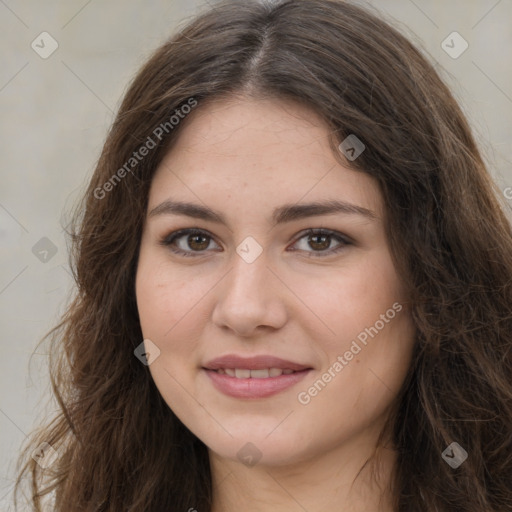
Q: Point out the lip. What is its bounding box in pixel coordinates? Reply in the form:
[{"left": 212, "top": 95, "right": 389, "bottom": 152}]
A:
[
  {"left": 203, "top": 355, "right": 311, "bottom": 372},
  {"left": 202, "top": 354, "right": 313, "bottom": 399}
]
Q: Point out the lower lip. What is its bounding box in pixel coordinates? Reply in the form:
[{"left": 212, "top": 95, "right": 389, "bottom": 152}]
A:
[{"left": 203, "top": 369, "right": 311, "bottom": 399}]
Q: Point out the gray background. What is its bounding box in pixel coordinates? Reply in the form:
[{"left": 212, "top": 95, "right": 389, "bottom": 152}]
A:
[{"left": 1, "top": 0, "right": 511, "bottom": 508}]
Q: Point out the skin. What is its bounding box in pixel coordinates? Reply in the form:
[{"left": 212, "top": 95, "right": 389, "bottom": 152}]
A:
[{"left": 135, "top": 95, "right": 416, "bottom": 512}]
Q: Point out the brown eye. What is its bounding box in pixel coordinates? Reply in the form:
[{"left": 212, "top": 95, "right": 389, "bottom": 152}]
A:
[
  {"left": 161, "top": 227, "right": 350, "bottom": 259},
  {"left": 187, "top": 233, "right": 210, "bottom": 251},
  {"left": 290, "top": 229, "right": 351, "bottom": 257},
  {"left": 308, "top": 233, "right": 332, "bottom": 251},
  {"left": 160, "top": 228, "right": 220, "bottom": 257}
]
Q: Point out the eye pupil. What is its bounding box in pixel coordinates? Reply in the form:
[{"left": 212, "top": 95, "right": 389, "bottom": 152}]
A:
[
  {"left": 189, "top": 234, "right": 209, "bottom": 250},
  {"left": 309, "top": 234, "right": 330, "bottom": 250}
]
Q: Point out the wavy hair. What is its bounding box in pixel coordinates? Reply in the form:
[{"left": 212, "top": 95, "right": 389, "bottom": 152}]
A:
[{"left": 15, "top": 0, "right": 512, "bottom": 510}]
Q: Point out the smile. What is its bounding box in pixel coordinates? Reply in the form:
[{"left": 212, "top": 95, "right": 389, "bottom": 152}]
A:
[
  {"left": 214, "top": 368, "right": 296, "bottom": 378},
  {"left": 202, "top": 354, "right": 313, "bottom": 398}
]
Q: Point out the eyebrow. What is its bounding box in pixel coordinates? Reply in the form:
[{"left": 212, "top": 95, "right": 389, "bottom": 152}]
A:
[{"left": 148, "top": 199, "right": 377, "bottom": 225}]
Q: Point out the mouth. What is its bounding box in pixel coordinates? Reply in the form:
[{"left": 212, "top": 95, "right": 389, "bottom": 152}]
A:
[
  {"left": 202, "top": 355, "right": 313, "bottom": 398},
  {"left": 211, "top": 367, "right": 298, "bottom": 378}
]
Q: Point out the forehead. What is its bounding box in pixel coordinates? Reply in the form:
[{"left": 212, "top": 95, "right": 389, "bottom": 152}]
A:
[{"left": 149, "top": 95, "right": 383, "bottom": 221}]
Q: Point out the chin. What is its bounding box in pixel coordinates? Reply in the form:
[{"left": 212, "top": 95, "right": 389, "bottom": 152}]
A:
[{"left": 201, "top": 428, "right": 317, "bottom": 468}]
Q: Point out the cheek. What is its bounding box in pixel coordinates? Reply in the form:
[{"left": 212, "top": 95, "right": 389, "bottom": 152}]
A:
[
  {"left": 294, "top": 247, "right": 415, "bottom": 407},
  {"left": 135, "top": 250, "right": 219, "bottom": 382},
  {"left": 291, "top": 248, "right": 407, "bottom": 350},
  {"left": 136, "top": 262, "right": 172, "bottom": 338},
  {"left": 136, "top": 251, "right": 203, "bottom": 339},
  {"left": 135, "top": 253, "right": 206, "bottom": 410}
]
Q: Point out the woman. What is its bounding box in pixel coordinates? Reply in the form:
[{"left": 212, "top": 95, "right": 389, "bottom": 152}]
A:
[{"left": 15, "top": 0, "right": 512, "bottom": 510}]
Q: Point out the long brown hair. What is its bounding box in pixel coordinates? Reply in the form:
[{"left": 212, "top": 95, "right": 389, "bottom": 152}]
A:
[{"left": 15, "top": 0, "right": 512, "bottom": 510}]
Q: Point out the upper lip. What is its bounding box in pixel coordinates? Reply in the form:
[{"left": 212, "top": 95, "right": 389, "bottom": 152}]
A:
[{"left": 203, "top": 355, "right": 311, "bottom": 371}]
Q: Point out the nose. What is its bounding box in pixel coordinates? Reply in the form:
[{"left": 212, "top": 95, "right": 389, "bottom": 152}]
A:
[{"left": 211, "top": 251, "right": 288, "bottom": 337}]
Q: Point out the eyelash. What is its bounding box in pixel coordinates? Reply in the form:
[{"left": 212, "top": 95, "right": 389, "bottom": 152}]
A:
[{"left": 159, "top": 228, "right": 352, "bottom": 258}]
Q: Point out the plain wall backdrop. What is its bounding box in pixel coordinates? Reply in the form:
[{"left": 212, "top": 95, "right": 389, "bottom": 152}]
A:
[{"left": 1, "top": 0, "right": 511, "bottom": 508}]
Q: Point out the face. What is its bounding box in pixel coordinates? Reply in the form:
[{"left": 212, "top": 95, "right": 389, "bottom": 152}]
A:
[{"left": 135, "top": 95, "right": 415, "bottom": 468}]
